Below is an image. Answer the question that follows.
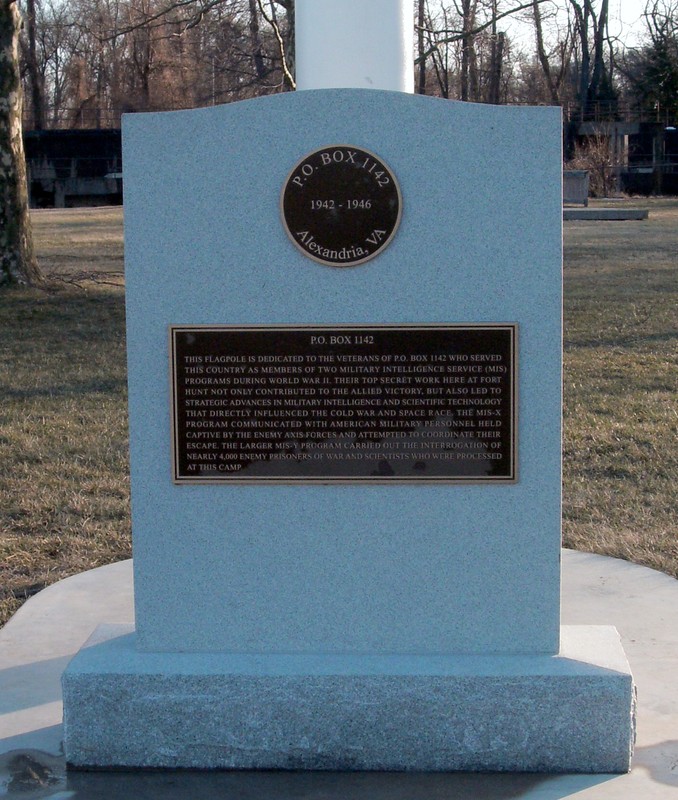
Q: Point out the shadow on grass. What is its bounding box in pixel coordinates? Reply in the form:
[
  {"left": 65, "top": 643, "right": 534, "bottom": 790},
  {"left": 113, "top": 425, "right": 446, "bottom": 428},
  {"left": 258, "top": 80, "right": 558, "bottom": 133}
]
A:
[
  {"left": 0, "top": 287, "right": 127, "bottom": 403},
  {"left": 0, "top": 285, "right": 126, "bottom": 348},
  {"left": 565, "top": 330, "right": 678, "bottom": 351}
]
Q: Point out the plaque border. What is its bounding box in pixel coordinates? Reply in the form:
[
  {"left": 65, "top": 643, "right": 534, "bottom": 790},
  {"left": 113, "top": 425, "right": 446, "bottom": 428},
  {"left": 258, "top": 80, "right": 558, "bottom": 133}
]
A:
[
  {"left": 280, "top": 144, "right": 403, "bottom": 268},
  {"left": 169, "top": 324, "right": 518, "bottom": 486}
]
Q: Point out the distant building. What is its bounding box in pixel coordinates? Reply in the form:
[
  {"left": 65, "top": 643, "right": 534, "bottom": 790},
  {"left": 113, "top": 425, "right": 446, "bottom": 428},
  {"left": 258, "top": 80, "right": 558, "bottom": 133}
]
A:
[
  {"left": 24, "top": 129, "right": 122, "bottom": 208},
  {"left": 568, "top": 111, "right": 678, "bottom": 196},
  {"left": 624, "top": 123, "right": 678, "bottom": 195},
  {"left": 23, "top": 116, "right": 678, "bottom": 206}
]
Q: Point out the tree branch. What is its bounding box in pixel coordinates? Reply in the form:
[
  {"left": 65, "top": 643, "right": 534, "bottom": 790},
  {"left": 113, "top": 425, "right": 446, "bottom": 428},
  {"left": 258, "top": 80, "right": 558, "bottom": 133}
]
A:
[
  {"left": 256, "top": 0, "right": 295, "bottom": 88},
  {"left": 415, "top": 0, "right": 551, "bottom": 63}
]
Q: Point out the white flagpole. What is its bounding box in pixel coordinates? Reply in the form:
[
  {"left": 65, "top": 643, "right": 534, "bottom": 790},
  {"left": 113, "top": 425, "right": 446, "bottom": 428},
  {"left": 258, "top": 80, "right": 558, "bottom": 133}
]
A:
[{"left": 295, "top": 0, "right": 414, "bottom": 93}]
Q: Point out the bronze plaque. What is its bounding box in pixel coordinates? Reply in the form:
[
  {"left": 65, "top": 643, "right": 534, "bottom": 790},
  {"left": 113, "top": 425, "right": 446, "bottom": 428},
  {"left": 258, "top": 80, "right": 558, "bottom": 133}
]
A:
[
  {"left": 170, "top": 325, "right": 517, "bottom": 484},
  {"left": 281, "top": 145, "right": 401, "bottom": 267}
]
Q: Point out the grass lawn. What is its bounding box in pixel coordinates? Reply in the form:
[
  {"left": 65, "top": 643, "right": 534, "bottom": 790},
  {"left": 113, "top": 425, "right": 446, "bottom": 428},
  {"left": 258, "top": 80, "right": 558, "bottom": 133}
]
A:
[
  {"left": 0, "top": 201, "right": 676, "bottom": 626},
  {"left": 562, "top": 199, "right": 677, "bottom": 574},
  {"left": 0, "top": 209, "right": 127, "bottom": 625}
]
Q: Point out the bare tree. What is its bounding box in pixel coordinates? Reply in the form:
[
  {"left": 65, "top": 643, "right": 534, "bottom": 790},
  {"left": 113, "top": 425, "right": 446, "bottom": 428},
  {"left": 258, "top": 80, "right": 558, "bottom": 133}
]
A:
[
  {"left": 567, "top": 0, "right": 617, "bottom": 118},
  {"left": 417, "top": 0, "right": 429, "bottom": 93},
  {"left": 417, "top": 0, "right": 546, "bottom": 101},
  {"left": 426, "top": 2, "right": 454, "bottom": 96},
  {"left": 621, "top": 0, "right": 678, "bottom": 121},
  {"left": 14, "top": 0, "right": 294, "bottom": 130},
  {"left": 37, "top": 0, "right": 77, "bottom": 127},
  {"left": 22, "top": 0, "right": 45, "bottom": 128},
  {"left": 487, "top": 0, "right": 506, "bottom": 103},
  {"left": 568, "top": 133, "right": 618, "bottom": 196},
  {"left": 256, "top": 0, "right": 294, "bottom": 89},
  {"left": 1, "top": 0, "right": 39, "bottom": 285},
  {"left": 531, "top": 0, "right": 571, "bottom": 104}
]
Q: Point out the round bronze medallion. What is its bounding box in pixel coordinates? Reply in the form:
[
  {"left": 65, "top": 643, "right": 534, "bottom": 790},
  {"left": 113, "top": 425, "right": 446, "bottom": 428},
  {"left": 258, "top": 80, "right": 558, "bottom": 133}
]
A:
[{"left": 281, "top": 145, "right": 402, "bottom": 267}]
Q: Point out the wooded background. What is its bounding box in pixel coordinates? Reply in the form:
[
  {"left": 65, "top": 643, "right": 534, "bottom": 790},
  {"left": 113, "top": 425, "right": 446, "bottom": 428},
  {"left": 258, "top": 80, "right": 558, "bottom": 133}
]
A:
[
  {"left": 2, "top": 0, "right": 677, "bottom": 284},
  {"left": 15, "top": 0, "right": 678, "bottom": 128}
]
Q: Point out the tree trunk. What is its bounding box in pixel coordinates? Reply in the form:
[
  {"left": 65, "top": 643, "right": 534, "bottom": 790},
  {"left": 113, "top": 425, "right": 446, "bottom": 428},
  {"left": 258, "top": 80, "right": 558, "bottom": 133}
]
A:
[
  {"left": 265, "top": 0, "right": 295, "bottom": 89},
  {"left": 1, "top": 0, "right": 39, "bottom": 286},
  {"left": 249, "top": 0, "right": 267, "bottom": 80},
  {"left": 569, "top": 0, "right": 591, "bottom": 118},
  {"left": 533, "top": 0, "right": 561, "bottom": 104},
  {"left": 587, "top": 0, "right": 614, "bottom": 115},
  {"left": 280, "top": 0, "right": 295, "bottom": 83},
  {"left": 417, "top": 0, "right": 426, "bottom": 94},
  {"left": 460, "top": 0, "right": 478, "bottom": 101},
  {"left": 24, "top": 0, "right": 44, "bottom": 130},
  {"left": 488, "top": 31, "right": 504, "bottom": 104}
]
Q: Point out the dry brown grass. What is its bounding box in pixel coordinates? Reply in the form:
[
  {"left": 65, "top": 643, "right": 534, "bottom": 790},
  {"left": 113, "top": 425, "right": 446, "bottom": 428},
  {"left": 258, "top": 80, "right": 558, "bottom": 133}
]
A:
[
  {"left": 563, "top": 197, "right": 678, "bottom": 574},
  {"left": 32, "top": 206, "right": 124, "bottom": 280},
  {"left": 0, "top": 201, "right": 676, "bottom": 627},
  {"left": 0, "top": 209, "right": 128, "bottom": 625}
]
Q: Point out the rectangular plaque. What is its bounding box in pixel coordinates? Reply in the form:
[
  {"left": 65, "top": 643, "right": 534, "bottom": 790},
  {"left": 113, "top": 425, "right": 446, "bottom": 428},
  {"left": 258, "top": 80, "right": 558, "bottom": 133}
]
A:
[{"left": 170, "top": 324, "right": 517, "bottom": 484}]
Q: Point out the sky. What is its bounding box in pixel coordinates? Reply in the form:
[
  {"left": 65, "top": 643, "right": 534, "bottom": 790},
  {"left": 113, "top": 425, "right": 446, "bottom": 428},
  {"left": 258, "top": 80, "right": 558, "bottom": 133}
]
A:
[{"left": 609, "top": 0, "right": 652, "bottom": 45}]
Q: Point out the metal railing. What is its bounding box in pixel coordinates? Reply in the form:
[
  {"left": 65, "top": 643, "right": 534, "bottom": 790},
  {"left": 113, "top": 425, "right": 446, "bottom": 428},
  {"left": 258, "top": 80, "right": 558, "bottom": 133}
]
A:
[{"left": 562, "top": 102, "right": 676, "bottom": 126}]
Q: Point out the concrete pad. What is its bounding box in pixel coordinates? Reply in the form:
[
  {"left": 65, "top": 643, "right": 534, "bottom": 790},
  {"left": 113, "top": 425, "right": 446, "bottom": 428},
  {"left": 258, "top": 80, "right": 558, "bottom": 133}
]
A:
[
  {"left": 563, "top": 208, "right": 649, "bottom": 221},
  {"left": 2, "top": 550, "right": 678, "bottom": 797}
]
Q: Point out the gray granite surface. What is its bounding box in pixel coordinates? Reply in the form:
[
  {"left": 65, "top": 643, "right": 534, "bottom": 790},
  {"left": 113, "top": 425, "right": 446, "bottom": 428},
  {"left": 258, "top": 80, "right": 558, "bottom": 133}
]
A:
[
  {"left": 123, "top": 89, "right": 563, "bottom": 656},
  {"left": 62, "top": 624, "right": 634, "bottom": 772}
]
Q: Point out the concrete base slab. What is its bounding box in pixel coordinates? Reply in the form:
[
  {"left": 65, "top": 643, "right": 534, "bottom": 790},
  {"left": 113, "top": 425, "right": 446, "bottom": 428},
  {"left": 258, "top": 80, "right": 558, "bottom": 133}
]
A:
[
  {"left": 563, "top": 208, "right": 649, "bottom": 220},
  {"left": 5, "top": 550, "right": 678, "bottom": 796},
  {"left": 62, "top": 624, "right": 634, "bottom": 773}
]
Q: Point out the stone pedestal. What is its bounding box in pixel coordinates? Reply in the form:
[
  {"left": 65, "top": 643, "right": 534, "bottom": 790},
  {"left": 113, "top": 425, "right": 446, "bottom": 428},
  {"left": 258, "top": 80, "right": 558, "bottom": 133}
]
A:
[
  {"left": 61, "top": 90, "right": 636, "bottom": 772},
  {"left": 63, "top": 624, "right": 634, "bottom": 772}
]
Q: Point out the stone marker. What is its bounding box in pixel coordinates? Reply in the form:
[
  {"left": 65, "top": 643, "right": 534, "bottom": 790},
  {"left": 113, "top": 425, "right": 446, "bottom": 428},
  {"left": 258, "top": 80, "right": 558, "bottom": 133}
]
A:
[{"left": 62, "top": 1, "right": 635, "bottom": 774}]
